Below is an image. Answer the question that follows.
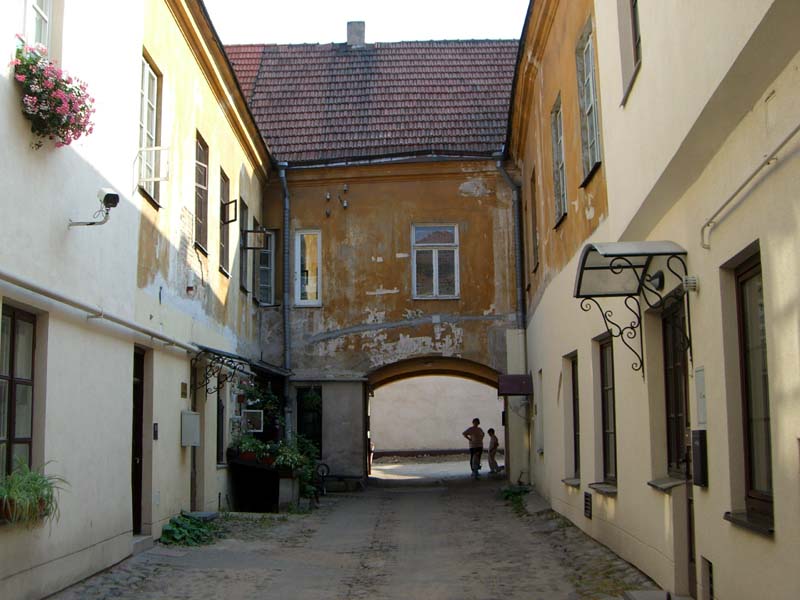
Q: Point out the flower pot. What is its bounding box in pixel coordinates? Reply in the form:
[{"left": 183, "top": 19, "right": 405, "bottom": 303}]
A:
[
  {"left": 239, "top": 451, "right": 257, "bottom": 462},
  {"left": 259, "top": 455, "right": 276, "bottom": 466}
]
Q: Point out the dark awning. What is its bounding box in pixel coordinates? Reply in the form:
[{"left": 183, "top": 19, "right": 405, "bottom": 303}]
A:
[
  {"left": 193, "top": 344, "right": 290, "bottom": 377},
  {"left": 573, "top": 241, "right": 687, "bottom": 298}
]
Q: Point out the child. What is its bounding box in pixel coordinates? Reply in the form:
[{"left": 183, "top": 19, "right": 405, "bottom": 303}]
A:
[{"left": 487, "top": 428, "right": 501, "bottom": 474}]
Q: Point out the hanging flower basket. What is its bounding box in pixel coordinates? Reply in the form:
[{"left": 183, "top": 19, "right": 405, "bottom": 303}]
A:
[{"left": 9, "top": 36, "right": 95, "bottom": 149}]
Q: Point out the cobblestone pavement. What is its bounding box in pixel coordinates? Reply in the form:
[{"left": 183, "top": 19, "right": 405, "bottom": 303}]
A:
[{"left": 51, "top": 475, "right": 656, "bottom": 600}]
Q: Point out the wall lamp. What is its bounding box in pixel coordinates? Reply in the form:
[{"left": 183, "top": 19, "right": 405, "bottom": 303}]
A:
[{"left": 69, "top": 188, "right": 120, "bottom": 228}]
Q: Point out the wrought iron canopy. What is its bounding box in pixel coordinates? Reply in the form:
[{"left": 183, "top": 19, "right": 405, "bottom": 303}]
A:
[
  {"left": 573, "top": 241, "right": 693, "bottom": 378},
  {"left": 191, "top": 345, "right": 289, "bottom": 395},
  {"left": 574, "top": 241, "right": 687, "bottom": 298}
]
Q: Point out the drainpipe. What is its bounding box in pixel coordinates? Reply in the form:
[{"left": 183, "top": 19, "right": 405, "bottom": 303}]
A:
[
  {"left": 497, "top": 161, "right": 532, "bottom": 483},
  {"left": 279, "top": 165, "right": 293, "bottom": 440},
  {"left": 496, "top": 161, "right": 525, "bottom": 329}
]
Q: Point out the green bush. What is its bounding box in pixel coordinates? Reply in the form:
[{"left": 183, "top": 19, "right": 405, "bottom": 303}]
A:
[{"left": 159, "top": 514, "right": 221, "bottom": 546}]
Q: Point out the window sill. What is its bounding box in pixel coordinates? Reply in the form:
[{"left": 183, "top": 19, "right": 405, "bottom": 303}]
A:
[
  {"left": 138, "top": 186, "right": 161, "bottom": 210},
  {"left": 579, "top": 161, "right": 602, "bottom": 189},
  {"left": 256, "top": 302, "right": 280, "bottom": 309},
  {"left": 723, "top": 511, "right": 774, "bottom": 537},
  {"left": 219, "top": 267, "right": 230, "bottom": 279},
  {"left": 620, "top": 60, "right": 642, "bottom": 107},
  {"left": 295, "top": 303, "right": 322, "bottom": 308},
  {"left": 412, "top": 296, "right": 461, "bottom": 301},
  {"left": 562, "top": 477, "right": 581, "bottom": 488},
  {"left": 216, "top": 463, "right": 228, "bottom": 471},
  {"left": 588, "top": 482, "right": 617, "bottom": 496},
  {"left": 194, "top": 241, "right": 209, "bottom": 257},
  {"left": 553, "top": 212, "right": 567, "bottom": 230},
  {"left": 647, "top": 477, "right": 686, "bottom": 494}
]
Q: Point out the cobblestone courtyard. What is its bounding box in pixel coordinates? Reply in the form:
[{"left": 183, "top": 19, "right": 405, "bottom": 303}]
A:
[{"left": 53, "top": 468, "right": 656, "bottom": 600}]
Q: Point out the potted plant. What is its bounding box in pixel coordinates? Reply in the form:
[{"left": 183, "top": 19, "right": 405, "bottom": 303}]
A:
[
  {"left": 10, "top": 36, "right": 95, "bottom": 149},
  {"left": 234, "top": 435, "right": 270, "bottom": 463},
  {"left": 0, "top": 461, "right": 67, "bottom": 526}
]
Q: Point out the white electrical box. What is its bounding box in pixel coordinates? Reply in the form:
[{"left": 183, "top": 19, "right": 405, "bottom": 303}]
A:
[{"left": 181, "top": 410, "right": 201, "bottom": 447}]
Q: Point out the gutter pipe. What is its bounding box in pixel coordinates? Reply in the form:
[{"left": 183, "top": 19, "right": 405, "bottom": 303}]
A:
[
  {"left": 0, "top": 267, "right": 195, "bottom": 352},
  {"left": 701, "top": 119, "right": 800, "bottom": 249},
  {"left": 496, "top": 161, "right": 526, "bottom": 329},
  {"left": 279, "top": 165, "right": 293, "bottom": 440}
]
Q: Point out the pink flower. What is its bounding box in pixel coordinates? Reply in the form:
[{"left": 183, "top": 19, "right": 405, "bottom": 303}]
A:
[
  {"left": 15, "top": 73, "right": 25, "bottom": 82},
  {"left": 8, "top": 58, "right": 21, "bottom": 67}
]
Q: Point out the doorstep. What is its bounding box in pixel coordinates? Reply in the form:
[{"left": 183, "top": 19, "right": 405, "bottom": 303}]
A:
[{"left": 131, "top": 534, "right": 153, "bottom": 556}]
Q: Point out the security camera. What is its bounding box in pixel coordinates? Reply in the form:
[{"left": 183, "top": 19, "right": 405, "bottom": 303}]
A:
[{"left": 98, "top": 187, "right": 120, "bottom": 209}]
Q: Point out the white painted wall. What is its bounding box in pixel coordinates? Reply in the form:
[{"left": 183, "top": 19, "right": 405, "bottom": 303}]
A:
[{"left": 370, "top": 376, "right": 504, "bottom": 452}]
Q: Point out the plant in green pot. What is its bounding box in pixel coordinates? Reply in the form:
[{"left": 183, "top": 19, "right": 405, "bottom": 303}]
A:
[{"left": 0, "top": 460, "right": 67, "bottom": 527}]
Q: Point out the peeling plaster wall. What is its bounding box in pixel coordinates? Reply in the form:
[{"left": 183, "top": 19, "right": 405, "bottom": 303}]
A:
[{"left": 272, "top": 160, "right": 517, "bottom": 381}]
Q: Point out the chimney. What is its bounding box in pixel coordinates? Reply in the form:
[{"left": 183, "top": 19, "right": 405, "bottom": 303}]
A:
[{"left": 347, "top": 21, "right": 365, "bottom": 48}]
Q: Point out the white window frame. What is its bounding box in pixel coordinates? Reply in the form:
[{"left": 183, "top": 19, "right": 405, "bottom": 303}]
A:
[
  {"left": 551, "top": 97, "right": 567, "bottom": 224},
  {"left": 576, "top": 24, "right": 602, "bottom": 179},
  {"left": 256, "top": 231, "right": 276, "bottom": 305},
  {"left": 25, "top": 0, "right": 51, "bottom": 47},
  {"left": 138, "top": 56, "right": 161, "bottom": 202},
  {"left": 294, "top": 230, "right": 322, "bottom": 307},
  {"left": 411, "top": 224, "right": 460, "bottom": 300}
]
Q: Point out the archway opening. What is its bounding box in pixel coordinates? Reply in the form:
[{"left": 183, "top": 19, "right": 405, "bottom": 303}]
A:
[{"left": 366, "top": 357, "right": 504, "bottom": 483}]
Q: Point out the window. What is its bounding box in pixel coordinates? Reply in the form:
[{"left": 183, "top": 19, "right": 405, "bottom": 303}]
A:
[
  {"left": 295, "top": 230, "right": 321, "bottom": 306},
  {"left": 550, "top": 97, "right": 567, "bottom": 224},
  {"left": 412, "top": 225, "right": 459, "bottom": 299},
  {"left": 25, "top": 0, "right": 51, "bottom": 47},
  {"left": 570, "top": 354, "right": 580, "bottom": 479},
  {"left": 239, "top": 199, "right": 249, "bottom": 292},
  {"left": 194, "top": 134, "right": 209, "bottom": 252},
  {"left": 663, "top": 302, "right": 689, "bottom": 477},
  {"left": 736, "top": 256, "right": 772, "bottom": 519},
  {"left": 257, "top": 231, "right": 275, "bottom": 305},
  {"left": 138, "top": 57, "right": 161, "bottom": 203},
  {"left": 219, "top": 170, "right": 230, "bottom": 274},
  {"left": 529, "top": 168, "right": 539, "bottom": 272},
  {"left": 576, "top": 21, "right": 602, "bottom": 179},
  {"left": 216, "top": 393, "right": 225, "bottom": 465},
  {"left": 0, "top": 306, "right": 36, "bottom": 476},
  {"left": 617, "top": 0, "right": 642, "bottom": 104},
  {"left": 600, "top": 338, "right": 616, "bottom": 483}
]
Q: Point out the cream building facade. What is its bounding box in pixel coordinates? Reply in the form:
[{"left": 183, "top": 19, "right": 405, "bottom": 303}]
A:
[
  {"left": 507, "top": 0, "right": 800, "bottom": 598},
  {"left": 0, "top": 1, "right": 272, "bottom": 598}
]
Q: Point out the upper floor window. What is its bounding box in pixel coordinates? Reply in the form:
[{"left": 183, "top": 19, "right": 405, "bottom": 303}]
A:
[
  {"left": 138, "top": 56, "right": 161, "bottom": 203},
  {"left": 528, "top": 168, "right": 539, "bottom": 274},
  {"left": 239, "top": 199, "right": 249, "bottom": 293},
  {"left": 576, "top": 21, "right": 602, "bottom": 180},
  {"left": 618, "top": 0, "right": 642, "bottom": 104},
  {"left": 295, "top": 230, "right": 321, "bottom": 306},
  {"left": 219, "top": 170, "right": 230, "bottom": 275},
  {"left": 257, "top": 231, "right": 276, "bottom": 305},
  {"left": 412, "top": 225, "right": 459, "bottom": 299},
  {"left": 194, "top": 134, "right": 209, "bottom": 252},
  {"left": 25, "top": 0, "right": 51, "bottom": 47},
  {"left": 550, "top": 96, "right": 567, "bottom": 225},
  {"left": 0, "top": 306, "right": 36, "bottom": 476},
  {"left": 736, "top": 256, "right": 772, "bottom": 521}
]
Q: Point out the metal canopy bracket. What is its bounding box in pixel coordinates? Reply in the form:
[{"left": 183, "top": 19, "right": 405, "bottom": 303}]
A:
[
  {"left": 191, "top": 345, "right": 252, "bottom": 395},
  {"left": 573, "top": 241, "right": 694, "bottom": 378}
]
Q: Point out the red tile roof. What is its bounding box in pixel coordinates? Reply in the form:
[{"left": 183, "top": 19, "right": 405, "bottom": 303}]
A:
[{"left": 225, "top": 40, "right": 518, "bottom": 165}]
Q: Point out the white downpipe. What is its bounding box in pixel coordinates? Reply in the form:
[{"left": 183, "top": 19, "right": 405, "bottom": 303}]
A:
[{"left": 0, "top": 267, "right": 195, "bottom": 352}]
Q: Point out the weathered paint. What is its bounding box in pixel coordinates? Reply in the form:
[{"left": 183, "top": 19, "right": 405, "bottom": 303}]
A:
[
  {"left": 507, "top": 0, "right": 608, "bottom": 316},
  {"left": 266, "top": 160, "right": 517, "bottom": 381}
]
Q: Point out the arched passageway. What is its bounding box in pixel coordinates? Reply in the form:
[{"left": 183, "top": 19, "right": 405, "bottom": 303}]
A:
[{"left": 366, "top": 357, "right": 505, "bottom": 482}]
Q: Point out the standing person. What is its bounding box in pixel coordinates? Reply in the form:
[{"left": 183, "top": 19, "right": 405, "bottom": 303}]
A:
[
  {"left": 462, "top": 418, "right": 485, "bottom": 478},
  {"left": 487, "top": 428, "right": 501, "bottom": 474}
]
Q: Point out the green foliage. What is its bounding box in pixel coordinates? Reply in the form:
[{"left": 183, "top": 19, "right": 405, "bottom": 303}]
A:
[
  {"left": 234, "top": 434, "right": 271, "bottom": 459},
  {"left": 238, "top": 380, "right": 283, "bottom": 425},
  {"left": 0, "top": 460, "right": 68, "bottom": 526},
  {"left": 272, "top": 436, "right": 320, "bottom": 499},
  {"left": 159, "top": 514, "right": 221, "bottom": 546},
  {"left": 501, "top": 485, "right": 530, "bottom": 516},
  {"left": 298, "top": 388, "right": 322, "bottom": 412}
]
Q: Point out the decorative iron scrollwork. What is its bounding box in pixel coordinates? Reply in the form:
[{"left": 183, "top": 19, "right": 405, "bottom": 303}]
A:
[
  {"left": 579, "top": 253, "right": 693, "bottom": 378},
  {"left": 191, "top": 350, "right": 249, "bottom": 395}
]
